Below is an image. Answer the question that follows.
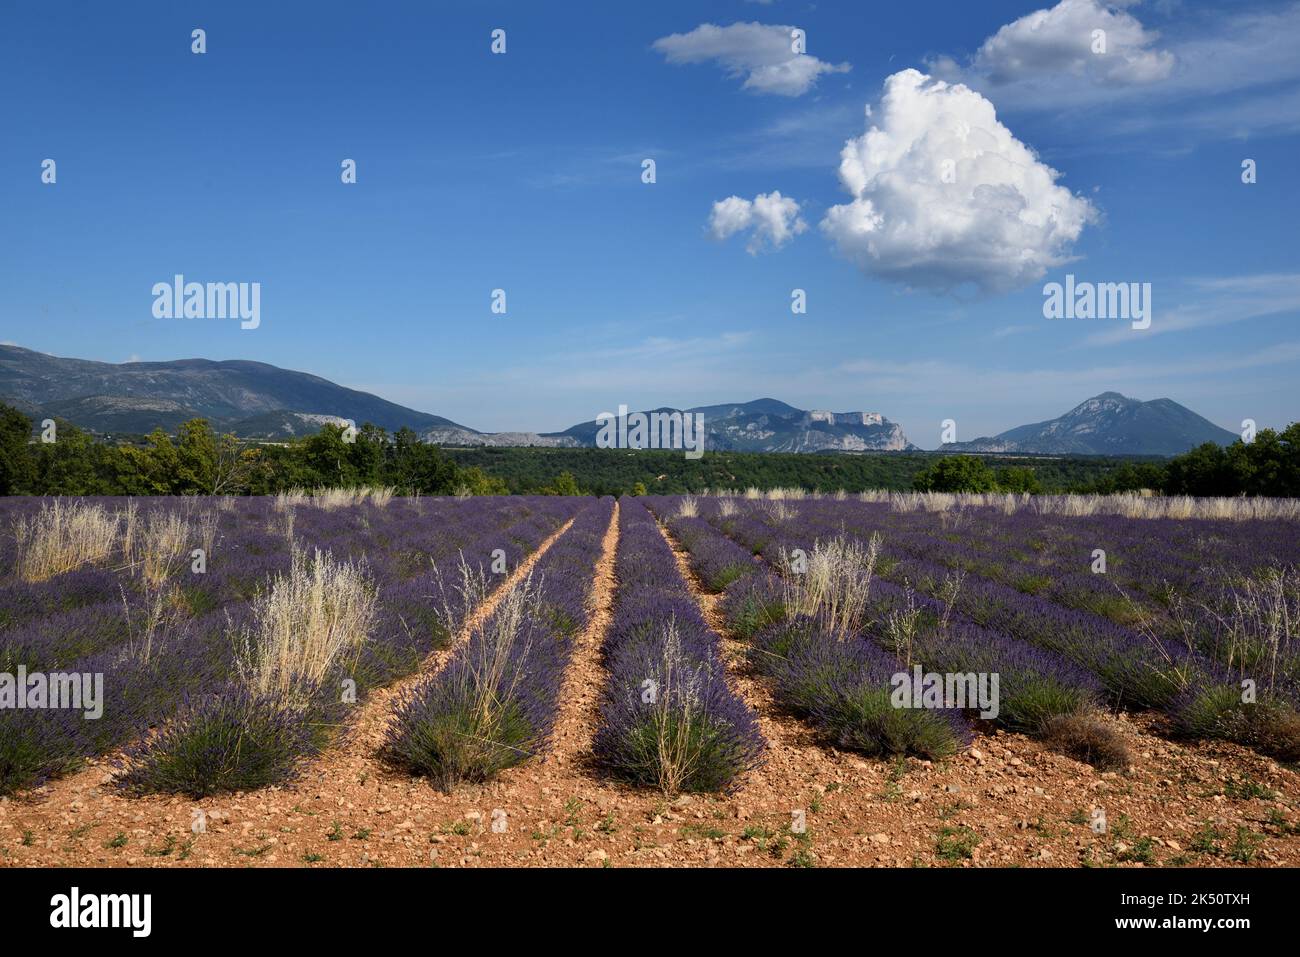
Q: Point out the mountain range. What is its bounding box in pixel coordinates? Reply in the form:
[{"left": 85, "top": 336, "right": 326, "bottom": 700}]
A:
[{"left": 0, "top": 345, "right": 1240, "bottom": 456}]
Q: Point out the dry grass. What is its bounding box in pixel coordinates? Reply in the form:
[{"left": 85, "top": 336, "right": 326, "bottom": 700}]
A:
[
  {"left": 677, "top": 495, "right": 699, "bottom": 519},
  {"left": 275, "top": 486, "right": 397, "bottom": 511},
  {"left": 275, "top": 488, "right": 309, "bottom": 511},
  {"left": 448, "top": 577, "right": 538, "bottom": 744},
  {"left": 236, "top": 548, "right": 378, "bottom": 709},
  {"left": 642, "top": 619, "right": 711, "bottom": 794},
  {"left": 1187, "top": 565, "right": 1299, "bottom": 692},
  {"left": 879, "top": 490, "right": 1300, "bottom": 521},
  {"left": 311, "top": 487, "right": 365, "bottom": 510},
  {"left": 12, "top": 500, "right": 122, "bottom": 582},
  {"left": 133, "top": 511, "right": 193, "bottom": 588},
  {"left": 198, "top": 508, "right": 220, "bottom": 559},
  {"left": 780, "top": 533, "right": 881, "bottom": 640},
  {"left": 717, "top": 498, "right": 739, "bottom": 518},
  {"left": 763, "top": 500, "right": 796, "bottom": 523}
]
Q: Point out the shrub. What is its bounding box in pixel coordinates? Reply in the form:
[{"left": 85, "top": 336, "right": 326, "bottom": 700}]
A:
[
  {"left": 116, "top": 688, "right": 317, "bottom": 797},
  {"left": 385, "top": 579, "right": 544, "bottom": 789},
  {"left": 597, "top": 619, "right": 757, "bottom": 793}
]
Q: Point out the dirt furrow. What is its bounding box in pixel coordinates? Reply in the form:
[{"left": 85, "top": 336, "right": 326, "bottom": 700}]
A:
[
  {"left": 652, "top": 514, "right": 825, "bottom": 769},
  {"left": 532, "top": 500, "right": 620, "bottom": 771}
]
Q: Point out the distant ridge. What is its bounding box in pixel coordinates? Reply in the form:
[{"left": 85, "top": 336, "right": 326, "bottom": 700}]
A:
[
  {"left": 0, "top": 346, "right": 1239, "bottom": 456},
  {"left": 0, "top": 344, "right": 472, "bottom": 437},
  {"left": 945, "top": 392, "right": 1239, "bottom": 456},
  {"left": 541, "top": 399, "right": 914, "bottom": 452}
]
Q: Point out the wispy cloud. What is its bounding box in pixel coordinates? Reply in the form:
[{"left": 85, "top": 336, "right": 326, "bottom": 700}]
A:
[
  {"left": 653, "top": 22, "right": 850, "bottom": 97},
  {"left": 1083, "top": 272, "right": 1300, "bottom": 345}
]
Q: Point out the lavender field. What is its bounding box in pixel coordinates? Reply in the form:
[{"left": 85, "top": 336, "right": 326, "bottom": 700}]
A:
[{"left": 1, "top": 491, "right": 1298, "bottom": 868}]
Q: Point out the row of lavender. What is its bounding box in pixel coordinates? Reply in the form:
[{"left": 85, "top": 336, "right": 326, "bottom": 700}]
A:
[
  {"left": 592, "top": 500, "right": 763, "bottom": 791},
  {"left": 385, "top": 498, "right": 614, "bottom": 788},
  {"left": 668, "top": 496, "right": 1299, "bottom": 762},
  {"left": 0, "top": 495, "right": 584, "bottom": 795},
  {"left": 666, "top": 507, "right": 977, "bottom": 759}
]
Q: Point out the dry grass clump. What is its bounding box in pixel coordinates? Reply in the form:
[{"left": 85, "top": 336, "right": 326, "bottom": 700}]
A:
[
  {"left": 132, "top": 510, "right": 193, "bottom": 588},
  {"left": 762, "top": 500, "right": 796, "bottom": 523},
  {"left": 311, "top": 487, "right": 364, "bottom": 510},
  {"left": 13, "top": 500, "right": 122, "bottom": 582},
  {"left": 274, "top": 488, "right": 309, "bottom": 511},
  {"left": 384, "top": 577, "right": 541, "bottom": 789},
  {"left": 765, "top": 487, "right": 806, "bottom": 500},
  {"left": 641, "top": 621, "right": 712, "bottom": 794},
  {"left": 780, "top": 533, "right": 881, "bottom": 640},
  {"left": 274, "top": 486, "right": 397, "bottom": 511},
  {"left": 677, "top": 495, "right": 699, "bottom": 519},
  {"left": 717, "top": 498, "right": 739, "bottom": 518},
  {"left": 1041, "top": 713, "right": 1131, "bottom": 770},
  {"left": 236, "top": 548, "right": 377, "bottom": 709}
]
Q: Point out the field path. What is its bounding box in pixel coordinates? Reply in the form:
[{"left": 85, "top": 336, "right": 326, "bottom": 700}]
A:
[
  {"left": 651, "top": 515, "right": 835, "bottom": 786},
  {"left": 532, "top": 499, "right": 620, "bottom": 771}
]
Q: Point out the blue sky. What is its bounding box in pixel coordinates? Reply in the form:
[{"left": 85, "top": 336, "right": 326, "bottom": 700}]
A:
[{"left": 2, "top": 0, "right": 1298, "bottom": 447}]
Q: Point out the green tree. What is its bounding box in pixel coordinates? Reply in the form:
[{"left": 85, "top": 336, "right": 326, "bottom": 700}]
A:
[
  {"left": 302, "top": 424, "right": 359, "bottom": 487},
  {"left": 1163, "top": 442, "right": 1233, "bottom": 496},
  {"left": 29, "top": 420, "right": 109, "bottom": 495},
  {"left": 543, "top": 470, "right": 584, "bottom": 496},
  {"left": 0, "top": 404, "right": 33, "bottom": 494},
  {"left": 455, "top": 466, "right": 508, "bottom": 496},
  {"left": 994, "top": 466, "right": 1042, "bottom": 494},
  {"left": 176, "top": 419, "right": 218, "bottom": 493},
  {"left": 912, "top": 455, "right": 997, "bottom": 493}
]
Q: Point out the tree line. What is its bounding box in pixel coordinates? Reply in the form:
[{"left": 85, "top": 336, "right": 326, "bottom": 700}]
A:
[
  {"left": 909, "top": 424, "right": 1300, "bottom": 497},
  {"left": 0, "top": 404, "right": 521, "bottom": 496},
  {"left": 2, "top": 402, "right": 1296, "bottom": 498}
]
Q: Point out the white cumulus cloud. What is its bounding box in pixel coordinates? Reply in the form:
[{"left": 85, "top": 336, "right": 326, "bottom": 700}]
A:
[
  {"left": 708, "top": 191, "right": 808, "bottom": 254},
  {"left": 653, "top": 22, "right": 850, "bottom": 97},
  {"left": 930, "top": 0, "right": 1181, "bottom": 110},
  {"left": 820, "top": 69, "right": 1098, "bottom": 294},
  {"left": 971, "top": 0, "right": 1174, "bottom": 86}
]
